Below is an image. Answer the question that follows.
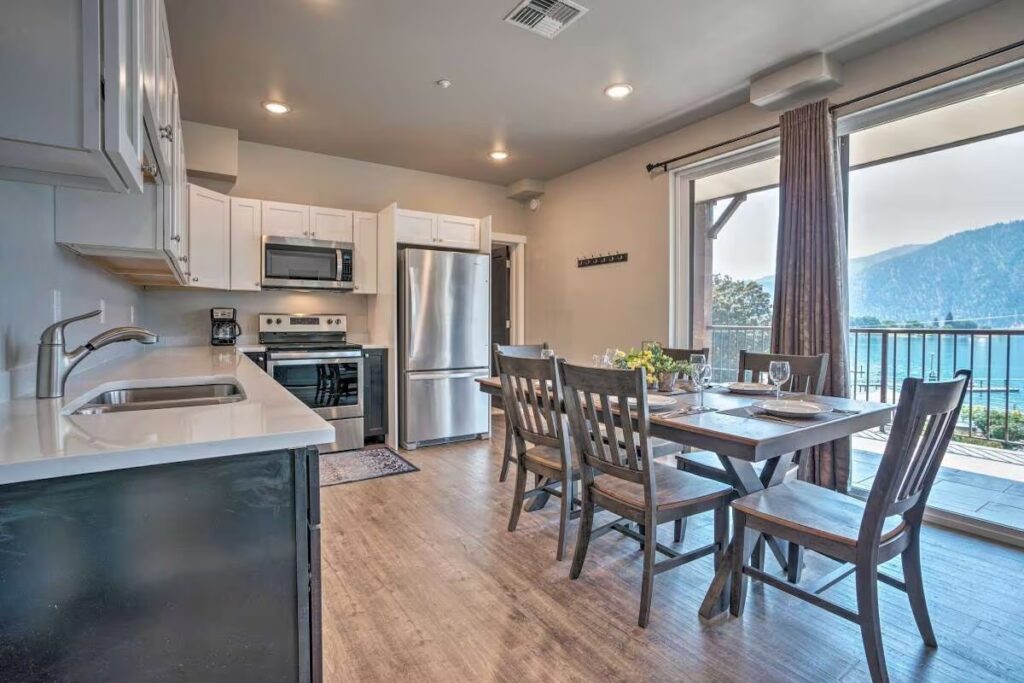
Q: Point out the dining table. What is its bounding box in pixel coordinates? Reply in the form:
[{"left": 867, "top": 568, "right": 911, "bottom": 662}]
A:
[{"left": 476, "top": 375, "right": 894, "bottom": 619}]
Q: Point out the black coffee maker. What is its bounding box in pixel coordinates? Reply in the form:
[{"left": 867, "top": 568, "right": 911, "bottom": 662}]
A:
[{"left": 210, "top": 307, "right": 242, "bottom": 346}]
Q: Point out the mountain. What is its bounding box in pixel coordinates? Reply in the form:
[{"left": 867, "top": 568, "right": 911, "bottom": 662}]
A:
[{"left": 753, "top": 220, "right": 1024, "bottom": 326}]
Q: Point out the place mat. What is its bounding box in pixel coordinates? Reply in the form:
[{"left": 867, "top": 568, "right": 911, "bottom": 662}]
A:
[
  {"left": 719, "top": 405, "right": 849, "bottom": 427},
  {"left": 319, "top": 447, "right": 418, "bottom": 486}
]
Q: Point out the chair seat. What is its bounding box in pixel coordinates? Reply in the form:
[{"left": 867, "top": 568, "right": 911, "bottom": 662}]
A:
[
  {"left": 732, "top": 480, "right": 906, "bottom": 547},
  {"left": 522, "top": 444, "right": 577, "bottom": 473},
  {"left": 593, "top": 462, "right": 732, "bottom": 512}
]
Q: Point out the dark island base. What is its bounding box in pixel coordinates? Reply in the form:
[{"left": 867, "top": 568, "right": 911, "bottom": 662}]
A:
[{"left": 0, "top": 448, "right": 321, "bottom": 683}]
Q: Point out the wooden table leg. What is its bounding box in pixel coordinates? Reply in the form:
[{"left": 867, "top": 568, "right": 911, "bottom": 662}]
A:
[{"left": 698, "top": 453, "right": 794, "bottom": 619}]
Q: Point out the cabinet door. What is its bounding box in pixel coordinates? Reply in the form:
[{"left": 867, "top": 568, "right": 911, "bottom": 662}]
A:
[
  {"left": 188, "top": 184, "right": 230, "bottom": 289},
  {"left": 362, "top": 349, "right": 388, "bottom": 439},
  {"left": 309, "top": 206, "right": 353, "bottom": 242},
  {"left": 262, "top": 201, "right": 310, "bottom": 238},
  {"left": 395, "top": 209, "right": 436, "bottom": 246},
  {"left": 436, "top": 214, "right": 480, "bottom": 250},
  {"left": 353, "top": 211, "right": 377, "bottom": 294},
  {"left": 230, "top": 198, "right": 262, "bottom": 291},
  {"left": 154, "top": 7, "right": 174, "bottom": 172},
  {"left": 101, "top": 0, "right": 144, "bottom": 194}
]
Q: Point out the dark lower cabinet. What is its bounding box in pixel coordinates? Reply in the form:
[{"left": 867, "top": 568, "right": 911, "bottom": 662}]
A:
[
  {"left": 363, "top": 348, "right": 388, "bottom": 442},
  {"left": 0, "top": 448, "right": 322, "bottom": 683}
]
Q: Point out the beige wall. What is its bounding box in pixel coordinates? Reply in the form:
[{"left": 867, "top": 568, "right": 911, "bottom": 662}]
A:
[
  {"left": 148, "top": 138, "right": 528, "bottom": 340},
  {"left": 523, "top": 0, "right": 1024, "bottom": 363},
  {"left": 0, "top": 180, "right": 143, "bottom": 400}
]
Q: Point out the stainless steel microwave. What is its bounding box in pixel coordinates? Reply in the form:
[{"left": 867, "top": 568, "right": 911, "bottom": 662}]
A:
[{"left": 261, "top": 236, "right": 354, "bottom": 290}]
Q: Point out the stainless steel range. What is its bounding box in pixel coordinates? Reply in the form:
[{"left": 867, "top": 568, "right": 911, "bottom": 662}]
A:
[{"left": 259, "top": 313, "right": 363, "bottom": 453}]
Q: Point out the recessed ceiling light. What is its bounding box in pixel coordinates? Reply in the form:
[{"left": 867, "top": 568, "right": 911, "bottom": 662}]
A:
[
  {"left": 435, "top": 78, "right": 452, "bottom": 89},
  {"left": 604, "top": 83, "right": 633, "bottom": 99},
  {"left": 489, "top": 150, "right": 509, "bottom": 161},
  {"left": 263, "top": 101, "right": 291, "bottom": 114}
]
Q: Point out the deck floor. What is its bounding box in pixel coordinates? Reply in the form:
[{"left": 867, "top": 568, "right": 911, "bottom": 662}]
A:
[
  {"left": 853, "top": 437, "right": 1024, "bottom": 532},
  {"left": 320, "top": 416, "right": 1024, "bottom": 682}
]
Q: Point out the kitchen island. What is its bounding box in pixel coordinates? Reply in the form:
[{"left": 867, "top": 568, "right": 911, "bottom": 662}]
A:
[{"left": 0, "top": 347, "right": 333, "bottom": 683}]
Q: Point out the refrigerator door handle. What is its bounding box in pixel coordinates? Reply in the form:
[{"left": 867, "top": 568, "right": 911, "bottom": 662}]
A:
[{"left": 408, "top": 371, "right": 481, "bottom": 381}]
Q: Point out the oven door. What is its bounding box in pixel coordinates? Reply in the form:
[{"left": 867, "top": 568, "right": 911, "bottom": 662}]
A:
[
  {"left": 262, "top": 236, "right": 354, "bottom": 290},
  {"left": 266, "top": 352, "right": 363, "bottom": 419}
]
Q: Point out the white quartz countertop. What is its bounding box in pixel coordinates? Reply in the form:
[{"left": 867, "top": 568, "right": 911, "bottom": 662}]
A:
[{"left": 0, "top": 347, "right": 334, "bottom": 485}]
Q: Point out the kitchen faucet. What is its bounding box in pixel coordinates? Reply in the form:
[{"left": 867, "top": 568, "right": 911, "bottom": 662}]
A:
[{"left": 36, "top": 310, "right": 159, "bottom": 398}]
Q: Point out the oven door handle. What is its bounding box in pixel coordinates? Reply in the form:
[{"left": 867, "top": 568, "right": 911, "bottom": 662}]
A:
[
  {"left": 268, "top": 350, "right": 362, "bottom": 361},
  {"left": 267, "top": 357, "right": 359, "bottom": 368}
]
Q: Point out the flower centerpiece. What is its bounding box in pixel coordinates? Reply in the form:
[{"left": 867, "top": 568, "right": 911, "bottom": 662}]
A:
[{"left": 612, "top": 343, "right": 693, "bottom": 392}]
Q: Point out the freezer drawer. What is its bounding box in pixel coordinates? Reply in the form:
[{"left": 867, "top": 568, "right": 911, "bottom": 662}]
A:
[{"left": 401, "top": 369, "right": 490, "bottom": 448}]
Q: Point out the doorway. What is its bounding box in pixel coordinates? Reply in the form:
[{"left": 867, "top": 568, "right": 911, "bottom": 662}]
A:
[{"left": 490, "top": 244, "right": 511, "bottom": 376}]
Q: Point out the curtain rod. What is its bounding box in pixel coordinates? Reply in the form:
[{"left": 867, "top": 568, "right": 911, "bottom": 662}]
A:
[{"left": 645, "top": 38, "right": 1024, "bottom": 174}]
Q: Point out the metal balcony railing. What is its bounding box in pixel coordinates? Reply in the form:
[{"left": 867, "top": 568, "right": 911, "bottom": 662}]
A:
[{"left": 706, "top": 324, "right": 1024, "bottom": 450}]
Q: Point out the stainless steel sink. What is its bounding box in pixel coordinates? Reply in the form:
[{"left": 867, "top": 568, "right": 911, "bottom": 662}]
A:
[{"left": 72, "top": 383, "right": 244, "bottom": 415}]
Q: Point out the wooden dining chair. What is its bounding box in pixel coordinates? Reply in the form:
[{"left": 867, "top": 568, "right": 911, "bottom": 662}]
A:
[
  {"left": 560, "top": 361, "right": 732, "bottom": 627},
  {"left": 497, "top": 351, "right": 578, "bottom": 561},
  {"left": 661, "top": 346, "right": 709, "bottom": 364},
  {"left": 494, "top": 342, "right": 550, "bottom": 483},
  {"left": 730, "top": 370, "right": 971, "bottom": 683},
  {"left": 673, "top": 351, "right": 828, "bottom": 546}
]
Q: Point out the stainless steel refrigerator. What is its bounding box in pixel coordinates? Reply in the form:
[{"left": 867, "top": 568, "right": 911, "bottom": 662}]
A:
[{"left": 399, "top": 248, "right": 491, "bottom": 449}]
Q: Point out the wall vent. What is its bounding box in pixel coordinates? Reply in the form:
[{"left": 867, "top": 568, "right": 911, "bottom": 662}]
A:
[{"left": 504, "top": 0, "right": 588, "bottom": 39}]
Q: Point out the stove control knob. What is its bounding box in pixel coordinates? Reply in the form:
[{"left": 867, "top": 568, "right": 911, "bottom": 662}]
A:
[
  {"left": 276, "top": 318, "right": 282, "bottom": 324},
  {"left": 326, "top": 319, "right": 333, "bottom": 325},
  {"left": 334, "top": 318, "right": 342, "bottom": 325},
  {"left": 265, "top": 317, "right": 273, "bottom": 325}
]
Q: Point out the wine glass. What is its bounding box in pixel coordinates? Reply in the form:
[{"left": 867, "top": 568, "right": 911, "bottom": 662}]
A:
[
  {"left": 690, "top": 354, "right": 709, "bottom": 408},
  {"left": 769, "top": 360, "right": 791, "bottom": 399}
]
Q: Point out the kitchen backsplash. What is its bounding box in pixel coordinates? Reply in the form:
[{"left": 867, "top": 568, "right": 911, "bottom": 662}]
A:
[{"left": 141, "top": 288, "right": 371, "bottom": 347}]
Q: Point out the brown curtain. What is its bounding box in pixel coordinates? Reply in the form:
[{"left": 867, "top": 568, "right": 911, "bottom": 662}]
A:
[{"left": 772, "top": 99, "right": 851, "bottom": 492}]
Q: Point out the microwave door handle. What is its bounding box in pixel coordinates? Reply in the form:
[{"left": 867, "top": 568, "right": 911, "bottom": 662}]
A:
[{"left": 336, "top": 248, "right": 343, "bottom": 283}]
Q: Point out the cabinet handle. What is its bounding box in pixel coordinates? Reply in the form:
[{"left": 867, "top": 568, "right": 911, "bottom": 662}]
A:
[
  {"left": 159, "top": 125, "right": 174, "bottom": 141},
  {"left": 171, "top": 234, "right": 181, "bottom": 242},
  {"left": 354, "top": 285, "right": 359, "bottom": 290},
  {"left": 192, "top": 276, "right": 199, "bottom": 283},
  {"left": 141, "top": 163, "right": 157, "bottom": 176},
  {"left": 179, "top": 255, "right": 188, "bottom": 263}
]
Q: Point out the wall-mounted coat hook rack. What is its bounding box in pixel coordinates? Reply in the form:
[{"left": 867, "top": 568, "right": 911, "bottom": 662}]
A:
[{"left": 577, "top": 252, "right": 628, "bottom": 268}]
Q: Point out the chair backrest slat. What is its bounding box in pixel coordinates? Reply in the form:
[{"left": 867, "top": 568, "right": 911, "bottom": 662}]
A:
[
  {"left": 561, "top": 361, "right": 656, "bottom": 493},
  {"left": 739, "top": 350, "right": 829, "bottom": 395},
  {"left": 496, "top": 353, "right": 564, "bottom": 449},
  {"left": 860, "top": 370, "right": 971, "bottom": 545}
]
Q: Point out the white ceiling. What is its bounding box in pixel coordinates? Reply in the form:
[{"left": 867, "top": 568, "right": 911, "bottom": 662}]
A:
[{"left": 165, "top": 0, "right": 996, "bottom": 185}]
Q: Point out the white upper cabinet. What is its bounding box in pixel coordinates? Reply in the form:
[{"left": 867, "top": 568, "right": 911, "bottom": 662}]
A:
[
  {"left": 310, "top": 206, "right": 354, "bottom": 242},
  {"left": 262, "top": 201, "right": 311, "bottom": 238},
  {"left": 395, "top": 209, "right": 436, "bottom": 244},
  {"left": 187, "top": 184, "right": 230, "bottom": 289},
  {"left": 230, "top": 198, "right": 262, "bottom": 292},
  {"left": 395, "top": 209, "right": 480, "bottom": 250},
  {"left": 0, "top": 0, "right": 148, "bottom": 193},
  {"left": 353, "top": 211, "right": 378, "bottom": 294},
  {"left": 436, "top": 214, "right": 481, "bottom": 250}
]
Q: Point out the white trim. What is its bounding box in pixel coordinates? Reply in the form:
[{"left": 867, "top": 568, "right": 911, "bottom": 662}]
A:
[
  {"left": 837, "top": 56, "right": 1024, "bottom": 136},
  {"left": 491, "top": 233, "right": 527, "bottom": 345}
]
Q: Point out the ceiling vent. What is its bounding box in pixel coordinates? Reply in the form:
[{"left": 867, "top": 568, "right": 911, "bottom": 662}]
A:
[{"left": 504, "top": 0, "right": 588, "bottom": 39}]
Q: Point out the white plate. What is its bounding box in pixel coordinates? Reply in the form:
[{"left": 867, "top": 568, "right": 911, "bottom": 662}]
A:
[
  {"left": 726, "top": 382, "right": 775, "bottom": 395},
  {"left": 757, "top": 399, "right": 833, "bottom": 418},
  {"left": 610, "top": 395, "right": 676, "bottom": 411}
]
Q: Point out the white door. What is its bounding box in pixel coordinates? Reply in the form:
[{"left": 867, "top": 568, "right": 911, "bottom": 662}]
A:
[
  {"left": 353, "top": 211, "right": 377, "bottom": 294},
  {"left": 262, "top": 201, "right": 310, "bottom": 238},
  {"left": 310, "top": 206, "right": 353, "bottom": 242},
  {"left": 395, "top": 209, "right": 436, "bottom": 246},
  {"left": 230, "top": 197, "right": 262, "bottom": 291},
  {"left": 188, "top": 184, "right": 230, "bottom": 289},
  {"left": 436, "top": 214, "right": 480, "bottom": 250}
]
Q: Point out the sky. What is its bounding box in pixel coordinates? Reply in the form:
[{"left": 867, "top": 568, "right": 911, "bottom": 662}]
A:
[{"left": 711, "top": 128, "right": 1024, "bottom": 282}]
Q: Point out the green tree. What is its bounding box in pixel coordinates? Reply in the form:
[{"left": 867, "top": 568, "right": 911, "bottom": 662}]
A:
[{"left": 711, "top": 274, "right": 772, "bottom": 325}]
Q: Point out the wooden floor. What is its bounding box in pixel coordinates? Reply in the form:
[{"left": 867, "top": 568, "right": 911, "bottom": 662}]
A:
[{"left": 320, "top": 416, "right": 1024, "bottom": 682}]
